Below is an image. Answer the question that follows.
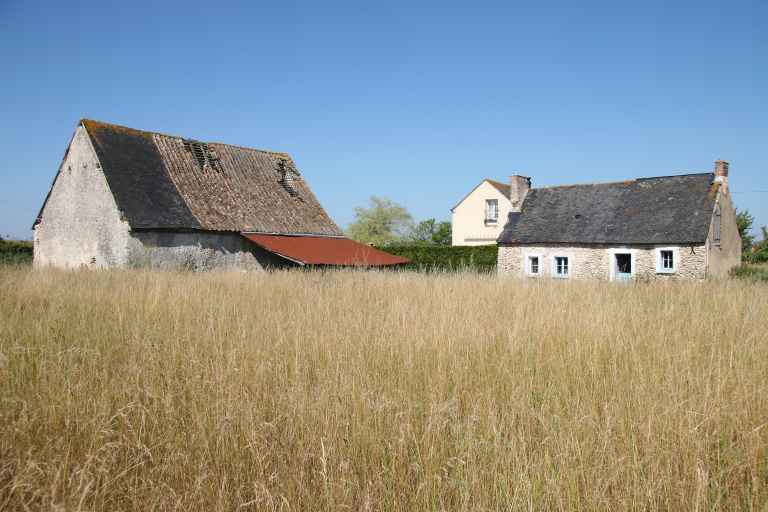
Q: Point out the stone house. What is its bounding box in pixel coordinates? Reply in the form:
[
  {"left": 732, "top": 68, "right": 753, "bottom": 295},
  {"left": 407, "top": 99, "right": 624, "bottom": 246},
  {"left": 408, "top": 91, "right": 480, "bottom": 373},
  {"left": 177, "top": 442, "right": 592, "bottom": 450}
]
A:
[
  {"left": 34, "top": 119, "right": 408, "bottom": 270},
  {"left": 497, "top": 162, "right": 741, "bottom": 280},
  {"left": 451, "top": 178, "right": 525, "bottom": 246}
]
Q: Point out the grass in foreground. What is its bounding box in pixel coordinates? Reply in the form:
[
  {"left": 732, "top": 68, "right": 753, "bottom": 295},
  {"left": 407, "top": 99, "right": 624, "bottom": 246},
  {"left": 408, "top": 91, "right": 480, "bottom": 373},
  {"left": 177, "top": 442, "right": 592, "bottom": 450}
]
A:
[{"left": 1, "top": 267, "right": 767, "bottom": 511}]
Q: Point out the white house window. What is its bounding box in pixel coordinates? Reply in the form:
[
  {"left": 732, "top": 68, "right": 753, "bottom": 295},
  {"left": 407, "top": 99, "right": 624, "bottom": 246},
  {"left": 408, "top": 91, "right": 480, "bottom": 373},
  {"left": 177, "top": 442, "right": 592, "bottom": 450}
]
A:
[
  {"left": 608, "top": 249, "right": 636, "bottom": 281},
  {"left": 553, "top": 256, "right": 569, "bottom": 278},
  {"left": 526, "top": 255, "right": 541, "bottom": 276},
  {"left": 661, "top": 251, "right": 673, "bottom": 269},
  {"left": 655, "top": 247, "right": 679, "bottom": 274},
  {"left": 485, "top": 199, "right": 499, "bottom": 224}
]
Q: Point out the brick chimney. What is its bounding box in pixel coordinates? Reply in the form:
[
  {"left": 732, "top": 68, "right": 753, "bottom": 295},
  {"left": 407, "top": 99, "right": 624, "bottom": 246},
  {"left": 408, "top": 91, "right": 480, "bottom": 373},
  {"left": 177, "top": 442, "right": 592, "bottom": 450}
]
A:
[
  {"left": 714, "top": 160, "right": 729, "bottom": 194},
  {"left": 509, "top": 175, "right": 531, "bottom": 212}
]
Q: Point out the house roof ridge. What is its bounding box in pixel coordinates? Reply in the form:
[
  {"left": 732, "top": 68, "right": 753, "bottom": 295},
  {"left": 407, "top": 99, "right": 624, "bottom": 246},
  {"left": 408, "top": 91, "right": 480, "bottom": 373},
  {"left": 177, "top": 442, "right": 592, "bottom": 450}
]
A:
[{"left": 532, "top": 172, "right": 712, "bottom": 191}]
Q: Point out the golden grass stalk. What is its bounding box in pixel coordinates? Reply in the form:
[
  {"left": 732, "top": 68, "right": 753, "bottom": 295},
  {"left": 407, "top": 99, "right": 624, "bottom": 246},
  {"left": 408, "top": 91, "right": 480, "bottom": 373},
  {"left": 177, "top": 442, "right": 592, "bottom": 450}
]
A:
[{"left": 1, "top": 267, "right": 766, "bottom": 510}]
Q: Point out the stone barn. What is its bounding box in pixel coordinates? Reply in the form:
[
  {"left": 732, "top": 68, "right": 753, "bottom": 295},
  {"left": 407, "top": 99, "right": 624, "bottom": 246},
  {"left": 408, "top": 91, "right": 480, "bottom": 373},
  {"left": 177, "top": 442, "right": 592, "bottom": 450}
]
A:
[
  {"left": 34, "top": 119, "right": 408, "bottom": 270},
  {"left": 497, "top": 162, "right": 741, "bottom": 280}
]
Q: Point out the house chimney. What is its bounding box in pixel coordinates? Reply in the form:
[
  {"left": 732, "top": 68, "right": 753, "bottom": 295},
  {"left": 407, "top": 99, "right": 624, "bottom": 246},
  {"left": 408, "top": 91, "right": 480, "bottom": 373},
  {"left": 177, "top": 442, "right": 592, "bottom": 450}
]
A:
[
  {"left": 509, "top": 175, "right": 531, "bottom": 212},
  {"left": 714, "top": 160, "right": 729, "bottom": 193}
]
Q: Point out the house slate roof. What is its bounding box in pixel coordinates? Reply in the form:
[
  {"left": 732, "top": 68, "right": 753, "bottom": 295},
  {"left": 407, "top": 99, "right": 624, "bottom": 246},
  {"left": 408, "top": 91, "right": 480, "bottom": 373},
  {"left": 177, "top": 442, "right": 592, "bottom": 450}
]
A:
[
  {"left": 80, "top": 119, "right": 343, "bottom": 236},
  {"left": 498, "top": 173, "right": 718, "bottom": 245}
]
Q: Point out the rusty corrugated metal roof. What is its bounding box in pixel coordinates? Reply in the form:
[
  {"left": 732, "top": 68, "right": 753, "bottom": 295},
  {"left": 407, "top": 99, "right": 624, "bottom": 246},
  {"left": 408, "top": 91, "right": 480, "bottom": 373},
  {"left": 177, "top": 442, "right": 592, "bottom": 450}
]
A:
[{"left": 242, "top": 234, "right": 410, "bottom": 266}]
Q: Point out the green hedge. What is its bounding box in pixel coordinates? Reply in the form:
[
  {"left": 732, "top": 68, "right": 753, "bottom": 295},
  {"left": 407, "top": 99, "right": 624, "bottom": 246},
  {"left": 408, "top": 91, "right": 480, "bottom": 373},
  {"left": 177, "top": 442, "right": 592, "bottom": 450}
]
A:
[
  {"left": 378, "top": 244, "right": 497, "bottom": 273},
  {"left": 744, "top": 247, "right": 768, "bottom": 264},
  {"left": 0, "top": 239, "right": 33, "bottom": 265}
]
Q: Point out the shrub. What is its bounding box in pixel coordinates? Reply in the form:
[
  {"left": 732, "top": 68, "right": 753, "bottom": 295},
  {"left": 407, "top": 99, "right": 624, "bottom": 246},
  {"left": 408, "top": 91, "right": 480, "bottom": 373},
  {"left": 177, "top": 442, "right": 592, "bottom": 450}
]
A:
[
  {"left": 0, "top": 239, "right": 33, "bottom": 265},
  {"left": 379, "top": 244, "right": 497, "bottom": 272}
]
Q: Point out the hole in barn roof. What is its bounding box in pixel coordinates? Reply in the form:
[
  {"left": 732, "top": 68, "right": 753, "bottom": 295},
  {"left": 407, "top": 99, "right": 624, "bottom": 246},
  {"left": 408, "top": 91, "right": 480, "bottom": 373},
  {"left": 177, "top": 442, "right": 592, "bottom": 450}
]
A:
[
  {"left": 277, "top": 158, "right": 299, "bottom": 197},
  {"left": 183, "top": 139, "right": 221, "bottom": 172}
]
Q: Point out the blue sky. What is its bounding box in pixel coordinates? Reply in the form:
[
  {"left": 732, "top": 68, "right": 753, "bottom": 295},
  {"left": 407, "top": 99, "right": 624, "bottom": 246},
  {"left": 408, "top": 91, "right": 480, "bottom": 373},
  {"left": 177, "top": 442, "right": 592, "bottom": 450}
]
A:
[{"left": 1, "top": 0, "right": 766, "bottom": 240}]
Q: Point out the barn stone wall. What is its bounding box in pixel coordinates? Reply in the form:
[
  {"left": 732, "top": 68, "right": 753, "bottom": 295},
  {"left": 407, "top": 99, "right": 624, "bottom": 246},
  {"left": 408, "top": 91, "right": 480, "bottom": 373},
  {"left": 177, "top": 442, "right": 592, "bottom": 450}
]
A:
[
  {"left": 498, "top": 244, "right": 708, "bottom": 281},
  {"left": 34, "top": 125, "right": 288, "bottom": 271},
  {"left": 34, "top": 126, "right": 133, "bottom": 268},
  {"left": 707, "top": 191, "right": 742, "bottom": 278},
  {"left": 126, "top": 231, "right": 289, "bottom": 271}
]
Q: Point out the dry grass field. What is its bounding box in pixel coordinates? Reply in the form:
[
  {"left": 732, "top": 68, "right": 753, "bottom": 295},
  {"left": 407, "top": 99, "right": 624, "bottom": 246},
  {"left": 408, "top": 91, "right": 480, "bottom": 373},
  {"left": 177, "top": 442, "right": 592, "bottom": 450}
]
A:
[{"left": 1, "top": 266, "right": 767, "bottom": 511}]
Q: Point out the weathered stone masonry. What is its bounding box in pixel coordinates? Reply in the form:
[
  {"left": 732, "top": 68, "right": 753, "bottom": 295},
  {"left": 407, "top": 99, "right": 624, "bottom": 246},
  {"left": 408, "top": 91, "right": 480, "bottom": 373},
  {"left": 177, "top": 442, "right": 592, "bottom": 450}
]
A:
[
  {"left": 34, "top": 126, "right": 133, "bottom": 268},
  {"left": 498, "top": 244, "right": 708, "bottom": 281}
]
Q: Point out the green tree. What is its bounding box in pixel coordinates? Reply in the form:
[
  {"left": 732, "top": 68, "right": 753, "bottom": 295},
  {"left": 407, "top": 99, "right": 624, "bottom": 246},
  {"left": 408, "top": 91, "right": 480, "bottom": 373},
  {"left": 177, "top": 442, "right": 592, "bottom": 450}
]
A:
[
  {"left": 751, "top": 226, "right": 768, "bottom": 263},
  {"left": 346, "top": 196, "right": 413, "bottom": 246},
  {"left": 736, "top": 210, "right": 755, "bottom": 256},
  {"left": 432, "top": 220, "right": 452, "bottom": 246},
  {"left": 407, "top": 218, "right": 452, "bottom": 246}
]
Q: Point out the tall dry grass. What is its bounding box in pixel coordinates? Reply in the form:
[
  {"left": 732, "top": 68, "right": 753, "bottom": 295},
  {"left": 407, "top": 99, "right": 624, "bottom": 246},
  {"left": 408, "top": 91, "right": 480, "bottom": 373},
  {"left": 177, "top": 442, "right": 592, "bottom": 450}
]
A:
[{"left": 0, "top": 266, "right": 766, "bottom": 510}]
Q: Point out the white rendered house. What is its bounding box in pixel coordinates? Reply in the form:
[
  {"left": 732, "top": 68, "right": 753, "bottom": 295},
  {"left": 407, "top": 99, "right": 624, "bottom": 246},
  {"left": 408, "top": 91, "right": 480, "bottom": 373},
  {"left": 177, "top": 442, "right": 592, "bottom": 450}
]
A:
[{"left": 450, "top": 176, "right": 530, "bottom": 246}]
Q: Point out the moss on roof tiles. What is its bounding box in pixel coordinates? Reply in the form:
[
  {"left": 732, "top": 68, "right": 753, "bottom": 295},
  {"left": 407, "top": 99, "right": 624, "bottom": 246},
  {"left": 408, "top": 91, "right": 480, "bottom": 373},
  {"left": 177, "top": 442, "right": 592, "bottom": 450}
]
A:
[{"left": 80, "top": 119, "right": 341, "bottom": 235}]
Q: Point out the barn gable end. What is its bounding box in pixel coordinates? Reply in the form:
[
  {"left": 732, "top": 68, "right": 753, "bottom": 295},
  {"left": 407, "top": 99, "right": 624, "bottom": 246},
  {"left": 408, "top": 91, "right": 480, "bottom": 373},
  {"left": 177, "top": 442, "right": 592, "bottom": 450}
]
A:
[{"left": 34, "top": 125, "right": 132, "bottom": 268}]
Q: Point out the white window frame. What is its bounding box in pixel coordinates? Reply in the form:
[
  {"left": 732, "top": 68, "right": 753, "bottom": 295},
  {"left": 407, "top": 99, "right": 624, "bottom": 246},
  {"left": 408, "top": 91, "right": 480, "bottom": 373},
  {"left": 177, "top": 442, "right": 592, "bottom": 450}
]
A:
[
  {"left": 524, "top": 253, "right": 543, "bottom": 277},
  {"left": 485, "top": 199, "right": 499, "bottom": 225},
  {"left": 551, "top": 255, "right": 571, "bottom": 279},
  {"left": 608, "top": 248, "right": 637, "bottom": 281},
  {"left": 655, "top": 247, "right": 679, "bottom": 274}
]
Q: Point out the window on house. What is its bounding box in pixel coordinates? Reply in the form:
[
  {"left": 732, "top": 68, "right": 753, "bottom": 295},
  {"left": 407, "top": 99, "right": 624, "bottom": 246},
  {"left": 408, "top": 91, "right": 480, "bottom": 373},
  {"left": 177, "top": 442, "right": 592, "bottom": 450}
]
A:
[
  {"left": 661, "top": 250, "right": 673, "bottom": 270},
  {"left": 554, "top": 256, "right": 569, "bottom": 278},
  {"left": 616, "top": 253, "right": 632, "bottom": 274},
  {"left": 527, "top": 255, "right": 540, "bottom": 276},
  {"left": 485, "top": 199, "right": 499, "bottom": 224},
  {"left": 656, "top": 248, "right": 678, "bottom": 274},
  {"left": 611, "top": 251, "right": 634, "bottom": 281}
]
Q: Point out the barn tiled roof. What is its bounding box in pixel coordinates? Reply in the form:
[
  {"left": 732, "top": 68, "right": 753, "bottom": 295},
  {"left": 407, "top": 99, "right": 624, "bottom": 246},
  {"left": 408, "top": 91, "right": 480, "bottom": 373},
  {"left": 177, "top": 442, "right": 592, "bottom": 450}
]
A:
[
  {"left": 81, "top": 119, "right": 343, "bottom": 235},
  {"left": 498, "top": 173, "right": 718, "bottom": 245}
]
